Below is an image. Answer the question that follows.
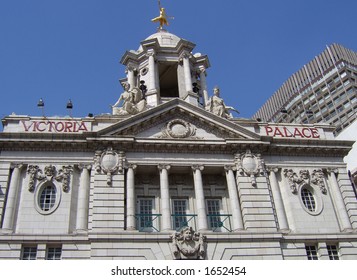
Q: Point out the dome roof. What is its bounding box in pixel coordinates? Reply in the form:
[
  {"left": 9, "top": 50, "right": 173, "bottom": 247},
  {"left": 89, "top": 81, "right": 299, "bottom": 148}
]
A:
[{"left": 138, "top": 30, "right": 182, "bottom": 51}]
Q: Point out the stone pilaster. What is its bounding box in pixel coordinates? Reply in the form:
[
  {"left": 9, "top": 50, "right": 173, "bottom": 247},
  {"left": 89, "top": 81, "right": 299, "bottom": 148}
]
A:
[
  {"left": 76, "top": 164, "right": 92, "bottom": 233},
  {"left": 267, "top": 167, "right": 289, "bottom": 231},
  {"left": 2, "top": 164, "right": 23, "bottom": 231},
  {"left": 327, "top": 168, "right": 352, "bottom": 231},
  {"left": 224, "top": 165, "right": 244, "bottom": 231}
]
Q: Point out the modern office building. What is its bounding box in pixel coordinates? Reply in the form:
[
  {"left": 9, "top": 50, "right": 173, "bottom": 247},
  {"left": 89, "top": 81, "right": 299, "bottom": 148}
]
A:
[
  {"left": 1, "top": 23, "right": 357, "bottom": 259},
  {"left": 253, "top": 44, "right": 357, "bottom": 136},
  {"left": 253, "top": 43, "right": 357, "bottom": 192}
]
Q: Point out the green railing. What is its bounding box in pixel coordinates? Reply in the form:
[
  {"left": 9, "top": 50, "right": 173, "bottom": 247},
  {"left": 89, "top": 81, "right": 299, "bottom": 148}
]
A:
[
  {"left": 135, "top": 214, "right": 162, "bottom": 232},
  {"left": 171, "top": 214, "right": 197, "bottom": 231},
  {"left": 207, "top": 214, "right": 232, "bottom": 232}
]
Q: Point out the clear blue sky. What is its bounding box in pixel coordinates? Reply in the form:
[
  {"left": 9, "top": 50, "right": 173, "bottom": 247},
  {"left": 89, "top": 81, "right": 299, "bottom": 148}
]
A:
[{"left": 1, "top": 0, "right": 356, "bottom": 120}]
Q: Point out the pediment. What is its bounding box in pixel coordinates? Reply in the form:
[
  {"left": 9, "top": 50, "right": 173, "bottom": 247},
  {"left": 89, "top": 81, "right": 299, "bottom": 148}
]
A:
[{"left": 97, "top": 99, "right": 261, "bottom": 141}]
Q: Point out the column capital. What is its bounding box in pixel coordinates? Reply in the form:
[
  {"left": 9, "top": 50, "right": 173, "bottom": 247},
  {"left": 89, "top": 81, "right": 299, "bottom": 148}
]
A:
[
  {"left": 146, "top": 50, "right": 156, "bottom": 57},
  {"left": 179, "top": 51, "right": 192, "bottom": 61},
  {"left": 224, "top": 165, "right": 237, "bottom": 172},
  {"left": 198, "top": 66, "right": 206, "bottom": 74},
  {"left": 126, "top": 64, "right": 136, "bottom": 73},
  {"left": 127, "top": 163, "right": 137, "bottom": 170},
  {"left": 158, "top": 164, "right": 171, "bottom": 172},
  {"left": 266, "top": 166, "right": 280, "bottom": 174},
  {"left": 192, "top": 165, "right": 204, "bottom": 172},
  {"left": 77, "top": 164, "right": 92, "bottom": 171},
  {"left": 326, "top": 167, "right": 339, "bottom": 175},
  {"left": 10, "top": 163, "right": 24, "bottom": 170}
]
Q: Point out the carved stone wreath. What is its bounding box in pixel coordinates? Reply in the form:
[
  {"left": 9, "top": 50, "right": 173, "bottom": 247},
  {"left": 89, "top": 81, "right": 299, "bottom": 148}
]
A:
[{"left": 159, "top": 119, "right": 197, "bottom": 139}]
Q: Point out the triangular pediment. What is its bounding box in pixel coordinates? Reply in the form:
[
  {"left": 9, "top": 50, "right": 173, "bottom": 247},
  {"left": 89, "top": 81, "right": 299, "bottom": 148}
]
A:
[{"left": 97, "top": 99, "right": 261, "bottom": 142}]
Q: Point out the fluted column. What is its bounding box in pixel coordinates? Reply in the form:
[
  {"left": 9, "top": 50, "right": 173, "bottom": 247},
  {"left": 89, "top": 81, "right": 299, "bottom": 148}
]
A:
[
  {"left": 199, "top": 67, "right": 208, "bottom": 105},
  {"left": 126, "top": 164, "right": 137, "bottom": 230},
  {"left": 327, "top": 168, "right": 352, "bottom": 231},
  {"left": 2, "top": 164, "right": 23, "bottom": 231},
  {"left": 158, "top": 164, "right": 171, "bottom": 231},
  {"left": 182, "top": 53, "right": 193, "bottom": 93},
  {"left": 267, "top": 167, "right": 289, "bottom": 231},
  {"left": 224, "top": 165, "right": 244, "bottom": 231},
  {"left": 192, "top": 165, "right": 208, "bottom": 231},
  {"left": 76, "top": 164, "right": 92, "bottom": 232},
  {"left": 148, "top": 51, "right": 157, "bottom": 92},
  {"left": 126, "top": 65, "right": 136, "bottom": 89}
]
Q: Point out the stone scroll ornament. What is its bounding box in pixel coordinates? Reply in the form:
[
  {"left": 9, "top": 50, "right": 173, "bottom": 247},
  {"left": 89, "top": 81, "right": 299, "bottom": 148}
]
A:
[
  {"left": 171, "top": 227, "right": 207, "bottom": 260},
  {"left": 283, "top": 168, "right": 327, "bottom": 194},
  {"left": 94, "top": 148, "right": 125, "bottom": 186},
  {"left": 235, "top": 150, "right": 264, "bottom": 187},
  {"left": 311, "top": 169, "right": 327, "bottom": 194},
  {"left": 27, "top": 164, "right": 73, "bottom": 192}
]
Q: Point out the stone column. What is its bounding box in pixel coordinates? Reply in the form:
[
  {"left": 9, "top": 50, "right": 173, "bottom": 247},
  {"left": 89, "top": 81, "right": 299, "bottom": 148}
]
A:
[
  {"left": 2, "top": 164, "right": 23, "bottom": 231},
  {"left": 158, "top": 164, "right": 171, "bottom": 231},
  {"left": 192, "top": 165, "right": 208, "bottom": 231},
  {"left": 224, "top": 165, "right": 244, "bottom": 231},
  {"left": 182, "top": 53, "right": 193, "bottom": 93},
  {"left": 267, "top": 167, "right": 289, "bottom": 231},
  {"left": 126, "top": 164, "right": 137, "bottom": 230},
  {"left": 147, "top": 51, "right": 157, "bottom": 92},
  {"left": 76, "top": 164, "right": 92, "bottom": 232},
  {"left": 327, "top": 168, "right": 352, "bottom": 231},
  {"left": 126, "top": 65, "right": 136, "bottom": 90},
  {"left": 199, "top": 67, "right": 208, "bottom": 106}
]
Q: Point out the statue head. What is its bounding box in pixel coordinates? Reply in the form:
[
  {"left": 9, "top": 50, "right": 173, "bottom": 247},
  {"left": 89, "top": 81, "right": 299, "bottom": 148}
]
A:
[
  {"left": 213, "top": 86, "right": 220, "bottom": 96},
  {"left": 181, "top": 226, "right": 194, "bottom": 241}
]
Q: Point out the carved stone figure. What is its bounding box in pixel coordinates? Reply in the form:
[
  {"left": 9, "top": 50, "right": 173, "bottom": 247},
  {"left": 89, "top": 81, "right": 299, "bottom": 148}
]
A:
[
  {"left": 171, "top": 227, "right": 206, "bottom": 260},
  {"left": 205, "top": 87, "right": 238, "bottom": 119},
  {"left": 112, "top": 83, "right": 147, "bottom": 116}
]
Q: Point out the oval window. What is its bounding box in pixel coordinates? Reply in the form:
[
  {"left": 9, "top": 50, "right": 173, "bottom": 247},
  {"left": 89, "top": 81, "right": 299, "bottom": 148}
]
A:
[
  {"left": 35, "top": 182, "right": 61, "bottom": 215},
  {"left": 39, "top": 185, "right": 57, "bottom": 211},
  {"left": 301, "top": 187, "right": 316, "bottom": 212}
]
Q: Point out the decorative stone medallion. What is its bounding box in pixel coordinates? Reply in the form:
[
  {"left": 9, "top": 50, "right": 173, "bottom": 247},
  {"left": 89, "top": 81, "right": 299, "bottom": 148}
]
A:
[
  {"left": 94, "top": 148, "right": 125, "bottom": 186},
  {"left": 159, "top": 119, "right": 197, "bottom": 139}
]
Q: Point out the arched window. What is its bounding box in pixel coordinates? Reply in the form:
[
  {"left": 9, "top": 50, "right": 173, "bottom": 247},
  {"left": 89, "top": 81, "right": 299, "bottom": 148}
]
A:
[
  {"left": 39, "top": 185, "right": 57, "bottom": 211},
  {"left": 301, "top": 187, "right": 316, "bottom": 212}
]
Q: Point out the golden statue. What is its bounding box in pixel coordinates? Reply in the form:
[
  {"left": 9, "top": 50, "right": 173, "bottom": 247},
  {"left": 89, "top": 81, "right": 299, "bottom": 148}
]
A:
[{"left": 151, "top": 1, "right": 171, "bottom": 29}]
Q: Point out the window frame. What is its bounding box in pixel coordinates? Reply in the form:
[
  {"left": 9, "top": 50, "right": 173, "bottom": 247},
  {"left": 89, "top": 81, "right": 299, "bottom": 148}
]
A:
[
  {"left": 327, "top": 244, "right": 340, "bottom": 260},
  {"left": 46, "top": 246, "right": 62, "bottom": 260},
  {"left": 21, "top": 246, "right": 37, "bottom": 260},
  {"left": 305, "top": 244, "right": 319, "bottom": 260},
  {"left": 34, "top": 181, "right": 61, "bottom": 215},
  {"left": 298, "top": 185, "right": 323, "bottom": 216}
]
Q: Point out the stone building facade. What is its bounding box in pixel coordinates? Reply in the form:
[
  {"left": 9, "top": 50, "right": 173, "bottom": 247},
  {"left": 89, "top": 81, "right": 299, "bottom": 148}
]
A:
[{"left": 0, "top": 30, "right": 356, "bottom": 260}]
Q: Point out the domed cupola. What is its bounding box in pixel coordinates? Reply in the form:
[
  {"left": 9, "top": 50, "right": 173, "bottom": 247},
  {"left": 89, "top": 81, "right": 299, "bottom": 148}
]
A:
[{"left": 119, "top": 27, "right": 210, "bottom": 109}]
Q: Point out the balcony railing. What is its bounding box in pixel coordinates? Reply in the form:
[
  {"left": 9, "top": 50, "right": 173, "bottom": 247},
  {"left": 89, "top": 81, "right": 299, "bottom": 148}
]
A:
[
  {"left": 207, "top": 214, "right": 232, "bottom": 232},
  {"left": 171, "top": 214, "right": 197, "bottom": 231},
  {"left": 135, "top": 214, "right": 162, "bottom": 232}
]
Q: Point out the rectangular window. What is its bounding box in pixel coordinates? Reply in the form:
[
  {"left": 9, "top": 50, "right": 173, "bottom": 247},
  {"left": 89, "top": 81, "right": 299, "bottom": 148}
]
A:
[
  {"left": 327, "top": 245, "right": 339, "bottom": 260},
  {"left": 46, "top": 246, "right": 62, "bottom": 260},
  {"left": 137, "top": 198, "right": 156, "bottom": 232},
  {"left": 172, "top": 199, "right": 188, "bottom": 230},
  {"left": 206, "top": 199, "right": 222, "bottom": 230},
  {"left": 21, "top": 246, "right": 37, "bottom": 260},
  {"left": 305, "top": 245, "right": 318, "bottom": 260}
]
